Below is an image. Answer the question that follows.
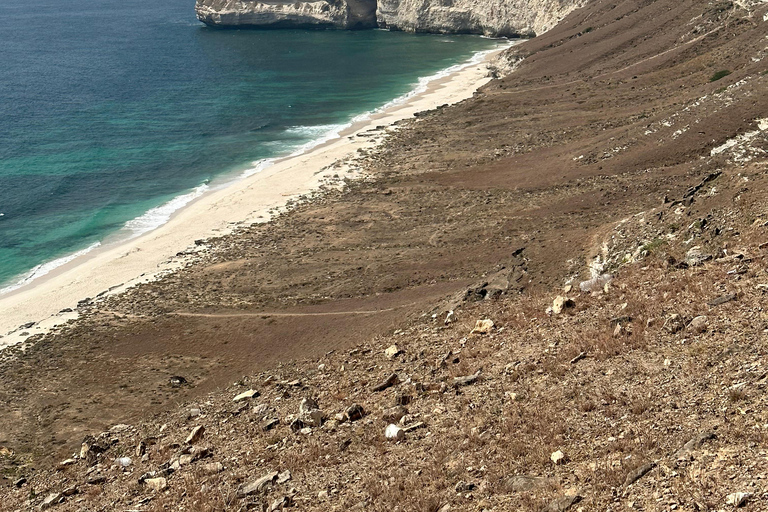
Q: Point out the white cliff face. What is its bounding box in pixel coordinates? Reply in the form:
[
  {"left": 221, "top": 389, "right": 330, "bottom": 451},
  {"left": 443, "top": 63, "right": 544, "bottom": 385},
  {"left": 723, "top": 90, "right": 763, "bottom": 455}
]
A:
[
  {"left": 376, "top": 0, "right": 586, "bottom": 36},
  {"left": 195, "top": 0, "right": 585, "bottom": 36},
  {"left": 195, "top": 0, "right": 378, "bottom": 29}
]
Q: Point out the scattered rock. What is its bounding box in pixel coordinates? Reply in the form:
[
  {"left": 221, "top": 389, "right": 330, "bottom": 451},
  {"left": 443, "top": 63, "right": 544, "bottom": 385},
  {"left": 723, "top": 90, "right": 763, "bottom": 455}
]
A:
[
  {"left": 345, "top": 404, "right": 365, "bottom": 422},
  {"left": 676, "top": 431, "right": 716, "bottom": 461},
  {"left": 470, "top": 319, "right": 494, "bottom": 335},
  {"left": 202, "top": 462, "right": 224, "bottom": 474},
  {"left": 454, "top": 480, "right": 476, "bottom": 493},
  {"left": 169, "top": 376, "right": 188, "bottom": 387},
  {"left": 385, "top": 424, "right": 405, "bottom": 441},
  {"left": 268, "top": 495, "right": 294, "bottom": 511},
  {"left": 579, "top": 274, "right": 612, "bottom": 292},
  {"left": 262, "top": 418, "right": 280, "bottom": 431},
  {"left": 548, "top": 296, "right": 575, "bottom": 315},
  {"left": 544, "top": 494, "right": 582, "bottom": 512},
  {"left": 57, "top": 458, "right": 77, "bottom": 470},
  {"left": 444, "top": 310, "right": 455, "bottom": 325},
  {"left": 395, "top": 394, "right": 412, "bottom": 406},
  {"left": 687, "top": 315, "right": 708, "bottom": 334},
  {"left": 663, "top": 314, "right": 686, "bottom": 334},
  {"left": 86, "top": 474, "right": 106, "bottom": 485},
  {"left": 382, "top": 406, "right": 408, "bottom": 424},
  {"left": 40, "top": 493, "right": 63, "bottom": 510},
  {"left": 550, "top": 450, "right": 567, "bottom": 465},
  {"left": 624, "top": 462, "right": 655, "bottom": 486},
  {"left": 453, "top": 369, "right": 481, "bottom": 387},
  {"left": 14, "top": 477, "right": 26, "bottom": 488},
  {"left": 372, "top": 373, "right": 399, "bottom": 392},
  {"left": 277, "top": 470, "right": 292, "bottom": 484},
  {"left": 403, "top": 422, "right": 425, "bottom": 432},
  {"left": 685, "top": 247, "right": 712, "bottom": 266},
  {"left": 725, "top": 492, "right": 751, "bottom": 507},
  {"left": 115, "top": 456, "right": 132, "bottom": 468},
  {"left": 238, "top": 471, "right": 279, "bottom": 497},
  {"left": 144, "top": 477, "right": 168, "bottom": 492},
  {"left": 708, "top": 293, "right": 737, "bottom": 307},
  {"left": 233, "top": 389, "right": 259, "bottom": 402},
  {"left": 384, "top": 344, "right": 402, "bottom": 359},
  {"left": 185, "top": 425, "right": 205, "bottom": 445}
]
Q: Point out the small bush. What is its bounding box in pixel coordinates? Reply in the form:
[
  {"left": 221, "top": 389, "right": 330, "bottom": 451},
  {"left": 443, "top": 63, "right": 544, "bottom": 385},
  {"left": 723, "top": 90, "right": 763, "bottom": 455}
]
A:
[{"left": 709, "top": 69, "right": 731, "bottom": 82}]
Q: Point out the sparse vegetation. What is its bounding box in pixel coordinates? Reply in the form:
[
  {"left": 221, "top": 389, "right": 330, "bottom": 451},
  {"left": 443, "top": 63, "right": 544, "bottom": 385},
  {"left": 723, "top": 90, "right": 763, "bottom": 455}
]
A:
[{"left": 709, "top": 69, "right": 731, "bottom": 82}]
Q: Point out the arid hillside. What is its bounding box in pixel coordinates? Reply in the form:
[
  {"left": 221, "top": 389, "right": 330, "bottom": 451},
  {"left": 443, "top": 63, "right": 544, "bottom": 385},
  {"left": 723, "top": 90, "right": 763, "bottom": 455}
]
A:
[{"left": 2, "top": 0, "right": 768, "bottom": 510}]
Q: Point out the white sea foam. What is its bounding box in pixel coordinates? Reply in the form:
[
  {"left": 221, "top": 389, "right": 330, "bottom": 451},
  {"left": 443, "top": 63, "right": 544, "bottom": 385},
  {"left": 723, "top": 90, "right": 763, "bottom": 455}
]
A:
[
  {"left": 124, "top": 183, "right": 210, "bottom": 238},
  {"left": 0, "top": 241, "right": 102, "bottom": 296}
]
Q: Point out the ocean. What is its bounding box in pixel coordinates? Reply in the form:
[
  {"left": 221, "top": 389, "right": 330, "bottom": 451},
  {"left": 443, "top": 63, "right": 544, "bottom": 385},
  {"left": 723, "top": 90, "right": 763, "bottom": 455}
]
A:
[{"left": 0, "top": 0, "right": 503, "bottom": 294}]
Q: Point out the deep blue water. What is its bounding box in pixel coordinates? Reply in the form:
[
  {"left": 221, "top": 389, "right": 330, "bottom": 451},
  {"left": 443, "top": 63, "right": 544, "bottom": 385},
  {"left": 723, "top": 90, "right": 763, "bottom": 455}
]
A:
[{"left": 0, "top": 0, "right": 502, "bottom": 292}]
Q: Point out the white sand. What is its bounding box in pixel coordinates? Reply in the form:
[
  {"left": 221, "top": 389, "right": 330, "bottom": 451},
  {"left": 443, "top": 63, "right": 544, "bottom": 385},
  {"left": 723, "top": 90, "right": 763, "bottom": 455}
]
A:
[{"left": 0, "top": 45, "right": 511, "bottom": 349}]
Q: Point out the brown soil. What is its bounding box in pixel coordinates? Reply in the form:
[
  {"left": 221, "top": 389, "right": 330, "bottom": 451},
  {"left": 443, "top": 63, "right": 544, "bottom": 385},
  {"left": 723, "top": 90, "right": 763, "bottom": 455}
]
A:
[{"left": 2, "top": 0, "right": 768, "bottom": 509}]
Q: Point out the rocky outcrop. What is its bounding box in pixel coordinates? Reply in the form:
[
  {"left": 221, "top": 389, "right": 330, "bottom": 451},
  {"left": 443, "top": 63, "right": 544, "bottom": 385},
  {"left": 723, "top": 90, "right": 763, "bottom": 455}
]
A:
[
  {"left": 196, "top": 0, "right": 585, "bottom": 36},
  {"left": 195, "top": 0, "right": 378, "bottom": 29},
  {"left": 377, "top": 0, "right": 587, "bottom": 37}
]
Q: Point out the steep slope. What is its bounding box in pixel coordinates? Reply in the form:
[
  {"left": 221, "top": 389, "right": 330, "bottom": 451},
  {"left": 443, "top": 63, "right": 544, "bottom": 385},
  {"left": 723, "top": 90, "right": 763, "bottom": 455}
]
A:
[{"left": 3, "top": 0, "right": 768, "bottom": 510}]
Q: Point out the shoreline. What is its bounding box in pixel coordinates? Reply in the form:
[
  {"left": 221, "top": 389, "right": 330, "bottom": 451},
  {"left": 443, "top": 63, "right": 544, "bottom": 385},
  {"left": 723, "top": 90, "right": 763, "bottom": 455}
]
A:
[{"left": 0, "top": 44, "right": 512, "bottom": 349}]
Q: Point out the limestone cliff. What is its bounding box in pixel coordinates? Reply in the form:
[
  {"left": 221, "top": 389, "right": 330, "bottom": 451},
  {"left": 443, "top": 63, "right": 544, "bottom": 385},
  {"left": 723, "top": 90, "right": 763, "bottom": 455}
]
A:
[
  {"left": 376, "top": 0, "right": 586, "bottom": 37},
  {"left": 195, "top": 0, "right": 378, "bottom": 29}
]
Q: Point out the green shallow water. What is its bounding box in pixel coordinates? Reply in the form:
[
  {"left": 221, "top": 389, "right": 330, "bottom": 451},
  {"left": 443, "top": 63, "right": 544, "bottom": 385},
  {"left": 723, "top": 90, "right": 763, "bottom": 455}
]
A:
[{"left": 0, "top": 0, "right": 504, "bottom": 293}]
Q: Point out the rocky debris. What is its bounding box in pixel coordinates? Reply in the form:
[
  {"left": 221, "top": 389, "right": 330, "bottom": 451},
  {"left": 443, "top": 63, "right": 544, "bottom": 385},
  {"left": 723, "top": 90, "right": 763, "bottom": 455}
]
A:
[
  {"left": 344, "top": 404, "right": 365, "bottom": 422},
  {"left": 685, "top": 246, "right": 712, "bottom": 266},
  {"left": 444, "top": 310, "right": 455, "bottom": 325},
  {"left": 14, "top": 477, "right": 27, "bottom": 488},
  {"left": 185, "top": 425, "right": 205, "bottom": 444},
  {"left": 233, "top": 389, "right": 259, "bottom": 402},
  {"left": 169, "top": 375, "right": 188, "bottom": 388},
  {"left": 687, "top": 315, "right": 708, "bottom": 334},
  {"left": 268, "top": 495, "right": 294, "bottom": 511},
  {"left": 725, "top": 492, "right": 752, "bottom": 507},
  {"left": 80, "top": 435, "right": 113, "bottom": 466},
  {"left": 86, "top": 474, "right": 106, "bottom": 485},
  {"left": 452, "top": 369, "right": 481, "bottom": 387},
  {"left": 675, "top": 431, "right": 716, "bottom": 461},
  {"left": 623, "top": 462, "right": 655, "bottom": 486},
  {"left": 403, "top": 421, "right": 425, "bottom": 432},
  {"left": 372, "top": 373, "right": 399, "bottom": 392},
  {"left": 382, "top": 406, "right": 408, "bottom": 424},
  {"left": 547, "top": 296, "right": 574, "bottom": 315},
  {"left": 238, "top": 471, "right": 279, "bottom": 497},
  {"left": 144, "top": 477, "right": 168, "bottom": 492},
  {"left": 385, "top": 424, "right": 405, "bottom": 441},
  {"left": 544, "top": 494, "right": 582, "bottom": 512},
  {"left": 708, "top": 293, "right": 737, "bottom": 307},
  {"left": 454, "top": 480, "right": 476, "bottom": 493},
  {"left": 40, "top": 492, "right": 63, "bottom": 510},
  {"left": 202, "top": 462, "right": 224, "bottom": 474},
  {"left": 579, "top": 274, "right": 612, "bottom": 292},
  {"left": 384, "top": 344, "right": 402, "bottom": 359},
  {"left": 663, "top": 314, "right": 686, "bottom": 334},
  {"left": 470, "top": 319, "right": 494, "bottom": 335},
  {"left": 550, "top": 450, "right": 567, "bottom": 465},
  {"left": 57, "top": 458, "right": 76, "bottom": 470},
  {"left": 262, "top": 418, "right": 280, "bottom": 431},
  {"left": 277, "top": 470, "right": 292, "bottom": 484},
  {"left": 297, "top": 397, "right": 324, "bottom": 428}
]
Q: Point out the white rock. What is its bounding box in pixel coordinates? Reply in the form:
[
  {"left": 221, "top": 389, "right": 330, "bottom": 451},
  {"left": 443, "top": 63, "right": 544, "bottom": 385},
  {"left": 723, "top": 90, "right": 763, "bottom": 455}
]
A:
[
  {"left": 470, "top": 319, "right": 494, "bottom": 335},
  {"left": 385, "top": 424, "right": 405, "bottom": 441},
  {"left": 726, "top": 492, "right": 751, "bottom": 507},
  {"left": 185, "top": 425, "right": 205, "bottom": 444},
  {"left": 549, "top": 297, "right": 575, "bottom": 315},
  {"left": 385, "top": 344, "right": 402, "bottom": 359},
  {"left": 233, "top": 389, "right": 259, "bottom": 402},
  {"left": 550, "top": 450, "right": 567, "bottom": 465},
  {"left": 688, "top": 315, "right": 708, "bottom": 334},
  {"left": 144, "top": 477, "right": 168, "bottom": 492}
]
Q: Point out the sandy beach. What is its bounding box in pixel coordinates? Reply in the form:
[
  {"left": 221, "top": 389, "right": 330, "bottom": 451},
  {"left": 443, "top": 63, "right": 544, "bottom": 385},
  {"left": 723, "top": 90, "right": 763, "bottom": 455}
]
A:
[{"left": 0, "top": 45, "right": 510, "bottom": 348}]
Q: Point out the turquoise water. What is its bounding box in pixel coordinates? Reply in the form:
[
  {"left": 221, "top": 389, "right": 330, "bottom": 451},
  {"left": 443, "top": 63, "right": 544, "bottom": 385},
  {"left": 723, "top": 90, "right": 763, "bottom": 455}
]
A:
[{"left": 0, "top": 0, "right": 503, "bottom": 293}]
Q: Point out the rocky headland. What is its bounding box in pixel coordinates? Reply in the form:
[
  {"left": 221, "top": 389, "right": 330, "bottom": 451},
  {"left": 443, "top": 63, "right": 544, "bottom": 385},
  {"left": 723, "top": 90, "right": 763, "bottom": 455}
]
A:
[
  {"left": 195, "top": 0, "right": 585, "bottom": 36},
  {"left": 4, "top": 0, "right": 768, "bottom": 510}
]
